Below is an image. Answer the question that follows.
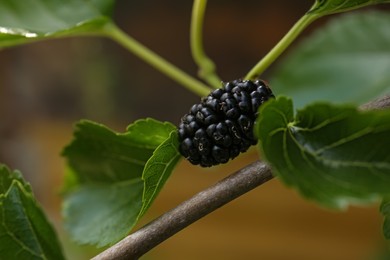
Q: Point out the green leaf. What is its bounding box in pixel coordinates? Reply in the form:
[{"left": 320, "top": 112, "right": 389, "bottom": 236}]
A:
[
  {"left": 380, "top": 199, "right": 390, "bottom": 239},
  {"left": 256, "top": 96, "right": 390, "bottom": 209},
  {"left": 62, "top": 179, "right": 144, "bottom": 247},
  {"left": 308, "top": 0, "right": 390, "bottom": 16},
  {"left": 270, "top": 11, "right": 390, "bottom": 109},
  {"left": 62, "top": 118, "right": 180, "bottom": 246},
  {"left": 90, "top": 0, "right": 115, "bottom": 16},
  {"left": 0, "top": 0, "right": 115, "bottom": 48},
  {"left": 0, "top": 164, "right": 65, "bottom": 259},
  {"left": 140, "top": 131, "right": 182, "bottom": 217},
  {"left": 62, "top": 120, "right": 155, "bottom": 184},
  {"left": 125, "top": 118, "right": 178, "bottom": 148}
]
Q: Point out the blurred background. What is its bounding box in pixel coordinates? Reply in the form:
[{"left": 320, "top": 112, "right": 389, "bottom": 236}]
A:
[{"left": 0, "top": 1, "right": 389, "bottom": 259}]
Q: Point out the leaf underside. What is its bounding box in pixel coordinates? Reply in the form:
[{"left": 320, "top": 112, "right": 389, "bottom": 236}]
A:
[{"left": 257, "top": 97, "right": 390, "bottom": 209}]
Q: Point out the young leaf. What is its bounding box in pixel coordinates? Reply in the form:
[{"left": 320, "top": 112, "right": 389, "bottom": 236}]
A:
[
  {"left": 140, "top": 131, "right": 182, "bottom": 217},
  {"left": 0, "top": 0, "right": 114, "bottom": 48},
  {"left": 270, "top": 11, "right": 390, "bottom": 109},
  {"left": 0, "top": 164, "right": 65, "bottom": 259},
  {"left": 256, "top": 97, "right": 390, "bottom": 209},
  {"left": 308, "top": 0, "right": 390, "bottom": 16},
  {"left": 62, "top": 118, "right": 180, "bottom": 247}
]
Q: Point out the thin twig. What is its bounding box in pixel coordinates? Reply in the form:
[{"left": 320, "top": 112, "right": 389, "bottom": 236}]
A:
[
  {"left": 92, "top": 161, "right": 273, "bottom": 260},
  {"left": 92, "top": 95, "right": 390, "bottom": 260},
  {"left": 359, "top": 95, "right": 390, "bottom": 111}
]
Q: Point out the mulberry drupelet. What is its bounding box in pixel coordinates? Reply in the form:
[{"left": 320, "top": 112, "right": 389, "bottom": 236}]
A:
[{"left": 178, "top": 79, "right": 275, "bottom": 167}]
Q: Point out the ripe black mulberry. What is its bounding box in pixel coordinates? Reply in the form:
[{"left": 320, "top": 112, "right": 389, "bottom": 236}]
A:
[{"left": 178, "top": 79, "right": 275, "bottom": 167}]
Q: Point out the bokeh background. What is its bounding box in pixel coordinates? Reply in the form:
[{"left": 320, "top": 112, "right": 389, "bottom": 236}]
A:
[{"left": 0, "top": 1, "right": 389, "bottom": 259}]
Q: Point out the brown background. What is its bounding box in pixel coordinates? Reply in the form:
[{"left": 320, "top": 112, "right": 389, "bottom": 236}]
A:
[{"left": 0, "top": 1, "right": 388, "bottom": 259}]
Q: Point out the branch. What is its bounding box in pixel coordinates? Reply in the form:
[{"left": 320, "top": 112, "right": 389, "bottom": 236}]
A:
[
  {"left": 92, "top": 161, "right": 273, "bottom": 260},
  {"left": 92, "top": 95, "right": 390, "bottom": 260},
  {"left": 359, "top": 95, "right": 390, "bottom": 111}
]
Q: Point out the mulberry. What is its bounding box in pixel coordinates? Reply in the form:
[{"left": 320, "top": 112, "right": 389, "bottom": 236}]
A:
[{"left": 178, "top": 79, "right": 275, "bottom": 167}]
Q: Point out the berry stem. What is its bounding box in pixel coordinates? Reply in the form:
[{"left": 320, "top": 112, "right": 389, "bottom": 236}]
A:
[
  {"left": 191, "top": 0, "right": 222, "bottom": 89},
  {"left": 245, "top": 12, "right": 319, "bottom": 80},
  {"left": 102, "top": 23, "right": 212, "bottom": 97}
]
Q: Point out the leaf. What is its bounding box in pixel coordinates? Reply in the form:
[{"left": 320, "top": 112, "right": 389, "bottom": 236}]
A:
[
  {"left": 308, "top": 0, "right": 390, "bottom": 16},
  {"left": 62, "top": 118, "right": 180, "bottom": 246},
  {"left": 270, "top": 11, "right": 390, "bottom": 109},
  {"left": 90, "top": 0, "right": 115, "bottom": 16},
  {"left": 380, "top": 199, "right": 390, "bottom": 239},
  {"left": 62, "top": 120, "right": 155, "bottom": 184},
  {"left": 140, "top": 131, "right": 182, "bottom": 217},
  {"left": 256, "top": 96, "right": 390, "bottom": 209},
  {"left": 62, "top": 179, "right": 144, "bottom": 247},
  {"left": 0, "top": 164, "right": 65, "bottom": 259},
  {"left": 125, "top": 118, "right": 177, "bottom": 148},
  {"left": 0, "top": 0, "right": 115, "bottom": 48}
]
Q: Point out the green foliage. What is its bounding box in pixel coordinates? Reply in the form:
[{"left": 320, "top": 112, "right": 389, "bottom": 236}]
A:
[
  {"left": 62, "top": 119, "right": 180, "bottom": 246},
  {"left": 0, "top": 0, "right": 114, "bottom": 48},
  {"left": 0, "top": 165, "right": 65, "bottom": 259},
  {"left": 0, "top": 0, "right": 389, "bottom": 256},
  {"left": 270, "top": 11, "right": 390, "bottom": 109},
  {"left": 256, "top": 96, "right": 390, "bottom": 209}
]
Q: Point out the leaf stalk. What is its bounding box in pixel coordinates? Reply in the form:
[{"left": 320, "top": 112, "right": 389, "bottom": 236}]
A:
[
  {"left": 103, "top": 23, "right": 212, "bottom": 97},
  {"left": 245, "top": 13, "right": 319, "bottom": 80}
]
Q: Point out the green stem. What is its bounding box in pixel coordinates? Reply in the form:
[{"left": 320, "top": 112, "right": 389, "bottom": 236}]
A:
[
  {"left": 245, "top": 13, "right": 319, "bottom": 80},
  {"left": 191, "top": 0, "right": 222, "bottom": 88},
  {"left": 103, "top": 23, "right": 212, "bottom": 97}
]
